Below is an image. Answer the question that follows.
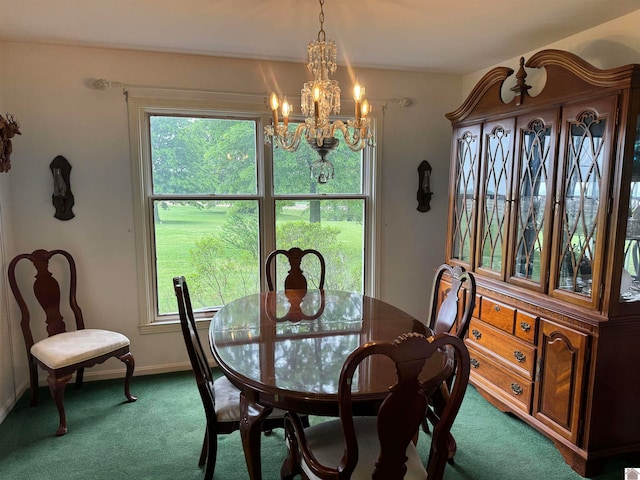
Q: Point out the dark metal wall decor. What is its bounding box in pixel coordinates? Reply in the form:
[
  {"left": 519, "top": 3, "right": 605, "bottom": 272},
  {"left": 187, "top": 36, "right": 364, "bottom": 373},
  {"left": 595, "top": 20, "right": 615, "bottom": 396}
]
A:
[
  {"left": 50, "top": 155, "right": 75, "bottom": 220},
  {"left": 417, "top": 160, "right": 432, "bottom": 212},
  {"left": 0, "top": 113, "right": 21, "bottom": 172}
]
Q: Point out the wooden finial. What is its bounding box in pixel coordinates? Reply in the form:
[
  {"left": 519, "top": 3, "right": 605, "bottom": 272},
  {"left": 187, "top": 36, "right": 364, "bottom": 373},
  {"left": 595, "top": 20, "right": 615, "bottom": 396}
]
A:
[{"left": 510, "top": 56, "right": 531, "bottom": 106}]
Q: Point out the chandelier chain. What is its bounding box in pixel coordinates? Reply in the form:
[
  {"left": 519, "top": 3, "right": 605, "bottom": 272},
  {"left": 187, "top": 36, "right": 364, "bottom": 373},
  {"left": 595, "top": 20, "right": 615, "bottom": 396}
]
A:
[{"left": 317, "top": 0, "right": 326, "bottom": 42}]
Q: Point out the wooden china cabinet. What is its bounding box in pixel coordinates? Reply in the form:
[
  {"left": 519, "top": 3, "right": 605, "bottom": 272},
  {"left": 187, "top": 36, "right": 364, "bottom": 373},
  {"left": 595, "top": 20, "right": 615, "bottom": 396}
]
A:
[{"left": 445, "top": 49, "right": 640, "bottom": 477}]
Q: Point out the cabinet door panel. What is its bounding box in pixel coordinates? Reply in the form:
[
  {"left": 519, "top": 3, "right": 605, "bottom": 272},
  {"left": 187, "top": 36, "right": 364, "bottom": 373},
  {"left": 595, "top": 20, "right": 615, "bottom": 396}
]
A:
[
  {"left": 550, "top": 95, "right": 619, "bottom": 309},
  {"left": 448, "top": 125, "right": 482, "bottom": 268},
  {"left": 508, "top": 110, "right": 559, "bottom": 291},
  {"left": 534, "top": 319, "right": 588, "bottom": 443},
  {"left": 476, "top": 119, "right": 516, "bottom": 279}
]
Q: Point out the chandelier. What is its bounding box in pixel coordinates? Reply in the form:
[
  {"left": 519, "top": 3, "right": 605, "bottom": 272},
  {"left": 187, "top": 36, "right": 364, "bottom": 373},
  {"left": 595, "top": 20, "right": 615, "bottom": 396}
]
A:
[{"left": 264, "top": 0, "right": 374, "bottom": 183}]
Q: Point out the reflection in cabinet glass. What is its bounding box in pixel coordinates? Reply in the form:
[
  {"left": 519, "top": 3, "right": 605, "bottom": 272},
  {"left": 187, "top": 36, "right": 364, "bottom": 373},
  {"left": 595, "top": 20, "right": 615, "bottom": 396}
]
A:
[
  {"left": 556, "top": 109, "right": 606, "bottom": 297},
  {"left": 623, "top": 117, "right": 640, "bottom": 301},
  {"left": 513, "top": 119, "right": 552, "bottom": 283},
  {"left": 479, "top": 123, "right": 512, "bottom": 274},
  {"left": 452, "top": 128, "right": 480, "bottom": 264}
]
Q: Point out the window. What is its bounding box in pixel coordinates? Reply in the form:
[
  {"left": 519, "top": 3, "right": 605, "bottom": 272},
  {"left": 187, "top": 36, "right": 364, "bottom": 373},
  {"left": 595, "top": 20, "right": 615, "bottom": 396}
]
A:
[{"left": 128, "top": 93, "right": 379, "bottom": 328}]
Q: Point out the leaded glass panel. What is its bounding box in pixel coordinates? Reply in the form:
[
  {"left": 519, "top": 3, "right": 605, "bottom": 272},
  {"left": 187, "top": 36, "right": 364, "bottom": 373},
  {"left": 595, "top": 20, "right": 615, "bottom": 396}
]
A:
[
  {"left": 557, "top": 110, "right": 604, "bottom": 296},
  {"left": 451, "top": 130, "right": 479, "bottom": 263},
  {"left": 479, "top": 125, "right": 512, "bottom": 273},
  {"left": 513, "top": 119, "right": 551, "bottom": 283}
]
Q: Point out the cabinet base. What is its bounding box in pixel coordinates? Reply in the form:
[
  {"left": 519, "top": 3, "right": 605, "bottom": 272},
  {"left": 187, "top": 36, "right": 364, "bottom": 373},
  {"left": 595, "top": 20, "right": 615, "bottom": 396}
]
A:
[{"left": 553, "top": 441, "right": 602, "bottom": 477}]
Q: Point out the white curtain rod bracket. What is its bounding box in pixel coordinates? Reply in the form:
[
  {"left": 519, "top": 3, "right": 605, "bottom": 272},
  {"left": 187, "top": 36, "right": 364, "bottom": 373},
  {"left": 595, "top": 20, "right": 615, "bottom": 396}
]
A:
[{"left": 387, "top": 97, "right": 413, "bottom": 108}]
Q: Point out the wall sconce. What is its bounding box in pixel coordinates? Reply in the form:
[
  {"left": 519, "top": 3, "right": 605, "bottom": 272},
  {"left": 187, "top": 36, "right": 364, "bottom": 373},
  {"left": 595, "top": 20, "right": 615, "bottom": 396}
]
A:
[
  {"left": 417, "top": 160, "right": 432, "bottom": 212},
  {"left": 50, "top": 155, "right": 75, "bottom": 220}
]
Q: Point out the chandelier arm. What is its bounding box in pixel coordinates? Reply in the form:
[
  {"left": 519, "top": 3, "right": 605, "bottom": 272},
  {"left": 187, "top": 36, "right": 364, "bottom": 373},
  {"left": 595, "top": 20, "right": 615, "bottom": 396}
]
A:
[
  {"left": 267, "top": 123, "right": 307, "bottom": 152},
  {"left": 332, "top": 120, "right": 371, "bottom": 151}
]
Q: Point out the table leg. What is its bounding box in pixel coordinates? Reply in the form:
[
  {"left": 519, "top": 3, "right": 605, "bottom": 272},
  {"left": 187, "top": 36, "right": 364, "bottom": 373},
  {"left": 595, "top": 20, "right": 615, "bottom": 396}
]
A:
[{"left": 240, "top": 392, "right": 273, "bottom": 480}]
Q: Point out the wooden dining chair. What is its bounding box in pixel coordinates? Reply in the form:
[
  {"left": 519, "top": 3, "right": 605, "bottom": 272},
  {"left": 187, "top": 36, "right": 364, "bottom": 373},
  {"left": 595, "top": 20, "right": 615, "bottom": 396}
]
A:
[
  {"left": 281, "top": 332, "right": 470, "bottom": 480},
  {"left": 422, "top": 263, "right": 476, "bottom": 462},
  {"left": 173, "top": 276, "right": 289, "bottom": 479},
  {"left": 7, "top": 249, "right": 137, "bottom": 436},
  {"left": 265, "top": 247, "right": 326, "bottom": 291},
  {"left": 427, "top": 263, "right": 476, "bottom": 340}
]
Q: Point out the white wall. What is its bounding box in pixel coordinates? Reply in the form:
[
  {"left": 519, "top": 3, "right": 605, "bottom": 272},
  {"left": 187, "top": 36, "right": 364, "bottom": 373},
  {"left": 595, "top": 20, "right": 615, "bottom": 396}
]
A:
[
  {"left": 0, "top": 42, "right": 20, "bottom": 422},
  {"left": 0, "top": 41, "right": 461, "bottom": 410},
  {"left": 462, "top": 10, "right": 640, "bottom": 97}
]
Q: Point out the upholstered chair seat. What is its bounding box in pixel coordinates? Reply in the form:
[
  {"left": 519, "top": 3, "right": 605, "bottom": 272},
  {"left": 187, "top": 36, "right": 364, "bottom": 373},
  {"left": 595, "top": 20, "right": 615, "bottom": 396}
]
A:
[
  {"left": 31, "top": 329, "right": 130, "bottom": 369},
  {"left": 293, "top": 417, "right": 427, "bottom": 480},
  {"left": 212, "top": 376, "right": 287, "bottom": 422}
]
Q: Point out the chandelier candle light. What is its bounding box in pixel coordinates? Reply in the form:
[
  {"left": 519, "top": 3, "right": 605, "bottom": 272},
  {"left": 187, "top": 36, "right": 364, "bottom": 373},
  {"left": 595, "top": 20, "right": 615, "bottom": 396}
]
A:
[{"left": 264, "top": 0, "right": 374, "bottom": 183}]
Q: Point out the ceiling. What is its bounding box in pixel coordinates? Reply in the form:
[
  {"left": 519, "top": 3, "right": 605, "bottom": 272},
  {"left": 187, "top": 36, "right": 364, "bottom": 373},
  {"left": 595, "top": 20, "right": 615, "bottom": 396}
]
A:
[{"left": 1, "top": 0, "right": 639, "bottom": 75}]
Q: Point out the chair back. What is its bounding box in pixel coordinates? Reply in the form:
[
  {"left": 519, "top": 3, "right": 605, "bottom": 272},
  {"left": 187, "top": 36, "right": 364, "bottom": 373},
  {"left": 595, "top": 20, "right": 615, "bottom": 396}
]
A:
[
  {"left": 173, "top": 276, "right": 216, "bottom": 421},
  {"left": 8, "top": 249, "right": 85, "bottom": 351},
  {"left": 338, "top": 332, "right": 470, "bottom": 480},
  {"left": 265, "top": 247, "right": 326, "bottom": 291},
  {"left": 428, "top": 264, "right": 476, "bottom": 339}
]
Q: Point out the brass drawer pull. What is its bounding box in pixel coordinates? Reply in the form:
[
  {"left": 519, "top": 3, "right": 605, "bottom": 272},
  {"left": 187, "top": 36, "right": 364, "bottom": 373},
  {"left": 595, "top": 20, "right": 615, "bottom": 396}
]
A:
[
  {"left": 511, "top": 383, "right": 523, "bottom": 395},
  {"left": 514, "top": 350, "right": 526, "bottom": 363},
  {"left": 520, "top": 321, "right": 531, "bottom": 332},
  {"left": 494, "top": 305, "right": 501, "bottom": 312},
  {"left": 471, "top": 329, "right": 482, "bottom": 340},
  {"left": 470, "top": 358, "right": 480, "bottom": 368}
]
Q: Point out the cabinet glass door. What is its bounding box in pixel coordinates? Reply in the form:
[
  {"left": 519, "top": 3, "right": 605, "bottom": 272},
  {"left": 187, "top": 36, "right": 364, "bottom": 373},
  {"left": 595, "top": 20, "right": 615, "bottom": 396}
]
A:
[
  {"left": 508, "top": 112, "right": 558, "bottom": 291},
  {"left": 476, "top": 119, "right": 515, "bottom": 279},
  {"left": 449, "top": 125, "right": 481, "bottom": 267},
  {"left": 551, "top": 97, "right": 617, "bottom": 307},
  {"left": 622, "top": 115, "right": 640, "bottom": 302}
]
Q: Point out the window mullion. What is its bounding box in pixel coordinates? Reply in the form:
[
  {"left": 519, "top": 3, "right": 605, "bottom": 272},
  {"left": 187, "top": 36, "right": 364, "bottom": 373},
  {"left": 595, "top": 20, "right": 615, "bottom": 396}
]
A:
[{"left": 260, "top": 113, "right": 276, "bottom": 290}]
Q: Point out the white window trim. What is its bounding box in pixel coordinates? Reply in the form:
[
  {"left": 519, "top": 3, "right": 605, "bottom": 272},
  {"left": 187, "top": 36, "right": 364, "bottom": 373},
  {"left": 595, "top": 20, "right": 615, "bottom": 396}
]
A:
[{"left": 126, "top": 88, "right": 382, "bottom": 334}]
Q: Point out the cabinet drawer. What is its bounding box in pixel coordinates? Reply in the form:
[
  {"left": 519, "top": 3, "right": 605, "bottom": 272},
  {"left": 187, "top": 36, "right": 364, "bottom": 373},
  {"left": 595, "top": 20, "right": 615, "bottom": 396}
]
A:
[
  {"left": 467, "top": 319, "right": 536, "bottom": 379},
  {"left": 479, "top": 298, "right": 515, "bottom": 333},
  {"left": 467, "top": 345, "right": 532, "bottom": 413},
  {"left": 515, "top": 310, "right": 538, "bottom": 344}
]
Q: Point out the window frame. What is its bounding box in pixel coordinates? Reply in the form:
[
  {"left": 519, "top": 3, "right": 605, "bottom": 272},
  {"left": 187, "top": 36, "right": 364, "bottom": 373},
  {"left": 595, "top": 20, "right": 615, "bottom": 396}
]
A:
[{"left": 127, "top": 90, "right": 381, "bottom": 333}]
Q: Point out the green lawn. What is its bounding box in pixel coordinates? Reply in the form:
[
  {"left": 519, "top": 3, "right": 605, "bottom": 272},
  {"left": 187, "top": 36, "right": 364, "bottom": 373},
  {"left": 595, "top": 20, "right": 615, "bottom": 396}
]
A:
[{"left": 154, "top": 202, "right": 364, "bottom": 314}]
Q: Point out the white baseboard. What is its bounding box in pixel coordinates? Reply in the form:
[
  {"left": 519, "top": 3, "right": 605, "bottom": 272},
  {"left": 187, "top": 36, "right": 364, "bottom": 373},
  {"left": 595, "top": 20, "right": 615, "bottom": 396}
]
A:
[{"left": 0, "top": 378, "right": 29, "bottom": 424}]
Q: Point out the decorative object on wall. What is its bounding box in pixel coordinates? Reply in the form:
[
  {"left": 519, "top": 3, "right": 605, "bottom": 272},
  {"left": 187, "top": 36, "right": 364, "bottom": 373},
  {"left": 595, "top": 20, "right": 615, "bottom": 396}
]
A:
[
  {"left": 0, "top": 113, "right": 21, "bottom": 172},
  {"left": 417, "top": 160, "right": 432, "bottom": 212},
  {"left": 50, "top": 155, "right": 75, "bottom": 220},
  {"left": 264, "top": 0, "right": 374, "bottom": 184}
]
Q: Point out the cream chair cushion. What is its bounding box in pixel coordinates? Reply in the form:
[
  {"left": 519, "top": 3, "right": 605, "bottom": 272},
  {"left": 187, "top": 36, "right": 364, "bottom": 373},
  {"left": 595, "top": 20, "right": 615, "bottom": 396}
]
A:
[
  {"left": 298, "top": 416, "right": 428, "bottom": 480},
  {"left": 213, "top": 375, "right": 287, "bottom": 422},
  {"left": 30, "top": 329, "right": 130, "bottom": 369}
]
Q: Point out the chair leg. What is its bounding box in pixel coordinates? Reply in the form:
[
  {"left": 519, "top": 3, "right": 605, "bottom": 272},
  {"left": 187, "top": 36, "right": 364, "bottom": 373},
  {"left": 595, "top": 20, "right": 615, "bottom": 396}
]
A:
[
  {"left": 301, "top": 415, "right": 310, "bottom": 428},
  {"left": 28, "top": 357, "right": 39, "bottom": 407},
  {"left": 199, "top": 428, "right": 208, "bottom": 466},
  {"left": 47, "top": 374, "right": 72, "bottom": 436},
  {"left": 75, "top": 367, "right": 85, "bottom": 389},
  {"left": 421, "top": 415, "right": 431, "bottom": 434},
  {"left": 203, "top": 426, "right": 217, "bottom": 480},
  {"left": 118, "top": 352, "right": 137, "bottom": 402},
  {"left": 447, "top": 433, "right": 457, "bottom": 464}
]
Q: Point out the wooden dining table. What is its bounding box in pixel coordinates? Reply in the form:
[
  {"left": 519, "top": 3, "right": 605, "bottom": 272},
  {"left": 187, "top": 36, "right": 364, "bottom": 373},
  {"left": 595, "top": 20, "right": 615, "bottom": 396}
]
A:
[{"left": 208, "top": 289, "right": 450, "bottom": 480}]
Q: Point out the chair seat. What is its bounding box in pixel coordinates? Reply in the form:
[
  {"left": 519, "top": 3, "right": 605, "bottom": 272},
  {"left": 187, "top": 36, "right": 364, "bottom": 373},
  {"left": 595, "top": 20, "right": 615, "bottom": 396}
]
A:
[
  {"left": 31, "top": 328, "right": 130, "bottom": 369},
  {"left": 213, "top": 376, "right": 287, "bottom": 422},
  {"left": 298, "top": 417, "right": 427, "bottom": 480}
]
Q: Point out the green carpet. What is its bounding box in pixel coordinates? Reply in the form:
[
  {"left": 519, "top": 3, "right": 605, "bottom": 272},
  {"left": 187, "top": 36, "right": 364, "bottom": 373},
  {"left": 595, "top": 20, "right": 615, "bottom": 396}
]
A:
[{"left": 0, "top": 371, "right": 629, "bottom": 479}]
